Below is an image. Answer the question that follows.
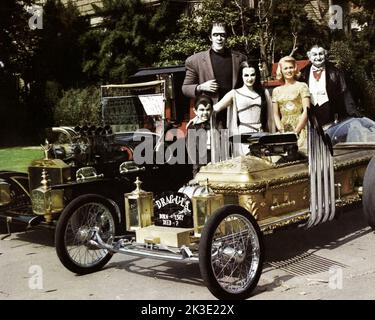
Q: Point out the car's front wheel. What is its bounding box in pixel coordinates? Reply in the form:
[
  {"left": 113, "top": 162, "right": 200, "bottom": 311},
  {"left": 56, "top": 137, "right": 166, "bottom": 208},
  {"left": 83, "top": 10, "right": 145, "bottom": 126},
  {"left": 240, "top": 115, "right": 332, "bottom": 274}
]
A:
[
  {"left": 199, "top": 205, "right": 264, "bottom": 300},
  {"left": 55, "top": 194, "right": 118, "bottom": 274}
]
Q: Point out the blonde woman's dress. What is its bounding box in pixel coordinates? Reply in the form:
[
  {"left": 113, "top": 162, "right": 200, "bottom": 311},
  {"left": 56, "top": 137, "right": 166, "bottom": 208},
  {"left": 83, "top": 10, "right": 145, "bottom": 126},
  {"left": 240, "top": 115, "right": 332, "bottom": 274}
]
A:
[{"left": 272, "top": 81, "right": 310, "bottom": 149}]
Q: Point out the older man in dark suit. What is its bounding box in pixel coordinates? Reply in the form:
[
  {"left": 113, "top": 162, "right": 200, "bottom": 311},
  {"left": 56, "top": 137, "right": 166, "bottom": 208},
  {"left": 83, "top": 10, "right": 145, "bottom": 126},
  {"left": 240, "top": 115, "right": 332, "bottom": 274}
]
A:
[
  {"left": 300, "top": 45, "right": 360, "bottom": 127},
  {"left": 182, "top": 22, "right": 247, "bottom": 126}
]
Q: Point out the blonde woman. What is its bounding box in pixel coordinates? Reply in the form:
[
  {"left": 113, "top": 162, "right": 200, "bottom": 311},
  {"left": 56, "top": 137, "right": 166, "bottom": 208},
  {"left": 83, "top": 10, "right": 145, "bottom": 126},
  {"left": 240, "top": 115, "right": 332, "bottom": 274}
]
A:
[{"left": 272, "top": 56, "right": 310, "bottom": 149}]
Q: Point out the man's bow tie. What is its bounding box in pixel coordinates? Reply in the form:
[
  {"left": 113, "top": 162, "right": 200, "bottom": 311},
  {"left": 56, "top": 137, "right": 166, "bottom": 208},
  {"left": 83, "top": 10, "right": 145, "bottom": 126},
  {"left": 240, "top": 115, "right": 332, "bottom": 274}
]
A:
[
  {"left": 311, "top": 66, "right": 325, "bottom": 72},
  {"left": 311, "top": 65, "right": 324, "bottom": 81}
]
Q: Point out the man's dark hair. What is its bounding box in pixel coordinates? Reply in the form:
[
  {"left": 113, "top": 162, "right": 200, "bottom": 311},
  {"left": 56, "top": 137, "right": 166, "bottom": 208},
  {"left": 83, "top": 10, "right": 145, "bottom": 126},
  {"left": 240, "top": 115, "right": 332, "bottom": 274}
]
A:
[{"left": 209, "top": 22, "right": 226, "bottom": 35}]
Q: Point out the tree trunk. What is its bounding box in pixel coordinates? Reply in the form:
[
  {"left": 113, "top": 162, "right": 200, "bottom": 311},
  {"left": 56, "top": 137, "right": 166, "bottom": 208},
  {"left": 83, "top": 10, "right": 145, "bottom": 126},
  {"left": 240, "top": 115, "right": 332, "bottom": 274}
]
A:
[{"left": 258, "top": 0, "right": 272, "bottom": 79}]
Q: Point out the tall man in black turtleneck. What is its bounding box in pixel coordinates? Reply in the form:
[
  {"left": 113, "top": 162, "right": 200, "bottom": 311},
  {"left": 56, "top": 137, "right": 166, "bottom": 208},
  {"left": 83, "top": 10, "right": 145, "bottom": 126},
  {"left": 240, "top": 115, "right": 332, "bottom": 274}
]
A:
[{"left": 182, "top": 22, "right": 247, "bottom": 127}]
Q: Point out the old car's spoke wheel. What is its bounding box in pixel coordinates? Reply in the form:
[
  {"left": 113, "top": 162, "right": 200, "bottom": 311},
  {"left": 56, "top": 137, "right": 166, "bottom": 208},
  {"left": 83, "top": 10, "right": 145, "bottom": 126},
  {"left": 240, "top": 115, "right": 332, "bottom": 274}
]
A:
[
  {"left": 363, "top": 156, "right": 375, "bottom": 230},
  {"left": 199, "top": 205, "right": 263, "bottom": 300},
  {"left": 55, "top": 195, "right": 118, "bottom": 274},
  {"left": 64, "top": 203, "right": 112, "bottom": 265}
]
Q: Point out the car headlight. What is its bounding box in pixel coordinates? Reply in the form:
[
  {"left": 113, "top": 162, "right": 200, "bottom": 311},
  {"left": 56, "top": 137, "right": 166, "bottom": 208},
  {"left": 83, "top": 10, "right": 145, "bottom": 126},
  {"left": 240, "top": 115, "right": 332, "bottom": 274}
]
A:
[
  {"left": 31, "top": 188, "right": 64, "bottom": 215},
  {"left": 30, "top": 169, "right": 64, "bottom": 222}
]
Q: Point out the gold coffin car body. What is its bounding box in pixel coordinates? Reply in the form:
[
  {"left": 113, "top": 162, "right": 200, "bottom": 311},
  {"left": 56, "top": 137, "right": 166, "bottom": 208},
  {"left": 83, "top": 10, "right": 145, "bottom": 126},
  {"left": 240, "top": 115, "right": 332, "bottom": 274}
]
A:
[{"left": 193, "top": 147, "right": 375, "bottom": 234}]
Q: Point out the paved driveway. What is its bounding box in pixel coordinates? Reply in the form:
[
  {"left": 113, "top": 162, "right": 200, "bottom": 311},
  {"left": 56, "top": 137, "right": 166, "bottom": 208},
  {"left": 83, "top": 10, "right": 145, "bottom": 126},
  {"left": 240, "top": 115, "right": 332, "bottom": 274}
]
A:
[{"left": 0, "top": 208, "right": 374, "bottom": 300}]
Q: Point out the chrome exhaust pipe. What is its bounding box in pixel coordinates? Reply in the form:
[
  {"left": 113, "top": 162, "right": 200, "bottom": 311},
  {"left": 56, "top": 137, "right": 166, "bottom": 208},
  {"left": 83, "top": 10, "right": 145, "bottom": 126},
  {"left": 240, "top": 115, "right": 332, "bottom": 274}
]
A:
[
  {"left": 315, "top": 135, "right": 323, "bottom": 226},
  {"left": 307, "top": 123, "right": 317, "bottom": 228},
  {"left": 92, "top": 231, "right": 199, "bottom": 263}
]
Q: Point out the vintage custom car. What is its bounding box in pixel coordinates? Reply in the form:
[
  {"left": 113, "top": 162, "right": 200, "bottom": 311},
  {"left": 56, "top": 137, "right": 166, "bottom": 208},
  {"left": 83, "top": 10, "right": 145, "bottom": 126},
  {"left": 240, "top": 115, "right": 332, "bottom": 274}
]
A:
[
  {"left": 1, "top": 65, "right": 375, "bottom": 299},
  {"left": 37, "top": 114, "right": 375, "bottom": 299}
]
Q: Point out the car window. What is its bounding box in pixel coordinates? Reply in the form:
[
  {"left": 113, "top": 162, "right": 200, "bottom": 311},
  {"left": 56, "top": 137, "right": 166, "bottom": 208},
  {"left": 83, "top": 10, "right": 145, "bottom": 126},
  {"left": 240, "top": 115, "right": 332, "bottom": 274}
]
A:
[{"left": 327, "top": 117, "right": 375, "bottom": 146}]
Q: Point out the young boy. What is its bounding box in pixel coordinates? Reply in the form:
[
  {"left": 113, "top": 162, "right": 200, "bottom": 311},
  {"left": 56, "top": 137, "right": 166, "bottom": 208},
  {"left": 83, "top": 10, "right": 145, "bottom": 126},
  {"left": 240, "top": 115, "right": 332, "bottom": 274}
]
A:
[{"left": 187, "top": 95, "right": 213, "bottom": 176}]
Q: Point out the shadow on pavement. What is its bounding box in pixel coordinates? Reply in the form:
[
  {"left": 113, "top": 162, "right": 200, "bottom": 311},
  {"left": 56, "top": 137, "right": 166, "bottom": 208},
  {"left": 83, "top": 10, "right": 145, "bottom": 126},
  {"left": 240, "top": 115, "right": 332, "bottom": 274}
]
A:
[
  {"left": 264, "top": 207, "right": 373, "bottom": 262},
  {"left": 2, "top": 206, "right": 373, "bottom": 296},
  {"left": 106, "top": 257, "right": 203, "bottom": 287},
  {"left": 2, "top": 228, "right": 55, "bottom": 247}
]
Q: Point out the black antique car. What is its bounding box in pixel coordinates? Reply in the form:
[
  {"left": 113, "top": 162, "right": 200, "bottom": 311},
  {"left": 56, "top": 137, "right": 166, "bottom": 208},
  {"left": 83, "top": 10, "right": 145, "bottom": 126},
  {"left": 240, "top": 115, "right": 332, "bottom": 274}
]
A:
[{"left": 0, "top": 67, "right": 193, "bottom": 236}]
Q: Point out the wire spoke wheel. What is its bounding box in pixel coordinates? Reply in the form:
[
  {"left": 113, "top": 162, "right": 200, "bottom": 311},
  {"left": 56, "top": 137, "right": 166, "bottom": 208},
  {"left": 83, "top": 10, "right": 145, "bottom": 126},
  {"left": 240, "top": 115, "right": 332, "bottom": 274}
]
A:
[
  {"left": 64, "top": 202, "right": 115, "bottom": 267},
  {"left": 56, "top": 195, "right": 118, "bottom": 274},
  {"left": 199, "top": 205, "right": 263, "bottom": 300}
]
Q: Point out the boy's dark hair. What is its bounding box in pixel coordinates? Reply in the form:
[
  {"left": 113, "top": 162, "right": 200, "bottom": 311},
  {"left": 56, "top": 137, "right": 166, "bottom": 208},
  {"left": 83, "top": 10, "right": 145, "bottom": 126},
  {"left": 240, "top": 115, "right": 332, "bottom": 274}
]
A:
[{"left": 194, "top": 95, "right": 213, "bottom": 110}]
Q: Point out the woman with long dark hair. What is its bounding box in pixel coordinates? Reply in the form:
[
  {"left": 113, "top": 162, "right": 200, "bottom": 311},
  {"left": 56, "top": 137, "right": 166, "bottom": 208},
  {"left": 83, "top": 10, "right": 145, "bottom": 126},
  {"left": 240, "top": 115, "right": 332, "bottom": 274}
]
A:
[{"left": 213, "top": 61, "right": 274, "bottom": 156}]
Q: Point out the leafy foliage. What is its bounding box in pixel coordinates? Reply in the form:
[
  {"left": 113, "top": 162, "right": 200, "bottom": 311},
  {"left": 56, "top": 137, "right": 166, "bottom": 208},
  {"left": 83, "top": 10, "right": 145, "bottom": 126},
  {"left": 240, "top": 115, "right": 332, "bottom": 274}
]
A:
[
  {"left": 158, "top": 0, "right": 330, "bottom": 72},
  {"left": 271, "top": 0, "right": 330, "bottom": 61},
  {"left": 81, "top": 0, "right": 182, "bottom": 83},
  {"left": 330, "top": 2, "right": 375, "bottom": 117},
  {"left": 54, "top": 86, "right": 101, "bottom": 126},
  {"left": 3, "top": 0, "right": 375, "bottom": 147},
  {"left": 1, "top": 0, "right": 90, "bottom": 146},
  {"left": 158, "top": 0, "right": 260, "bottom": 65},
  {"left": 0, "top": 0, "right": 39, "bottom": 146},
  {"left": 0, "top": 0, "right": 38, "bottom": 77},
  {"left": 32, "top": 0, "right": 88, "bottom": 88}
]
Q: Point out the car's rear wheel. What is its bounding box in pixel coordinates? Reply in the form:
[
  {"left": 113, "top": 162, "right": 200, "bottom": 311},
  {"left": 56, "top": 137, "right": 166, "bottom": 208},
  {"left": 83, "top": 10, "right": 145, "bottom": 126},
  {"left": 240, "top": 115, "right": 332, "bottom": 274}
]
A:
[
  {"left": 55, "top": 194, "right": 118, "bottom": 274},
  {"left": 199, "top": 205, "right": 264, "bottom": 300},
  {"left": 363, "top": 157, "right": 375, "bottom": 230}
]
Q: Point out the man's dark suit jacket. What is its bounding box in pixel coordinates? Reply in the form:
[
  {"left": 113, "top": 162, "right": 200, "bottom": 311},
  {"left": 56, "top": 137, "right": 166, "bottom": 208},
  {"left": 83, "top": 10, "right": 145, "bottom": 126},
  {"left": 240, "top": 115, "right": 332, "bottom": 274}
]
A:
[
  {"left": 182, "top": 49, "right": 247, "bottom": 104},
  {"left": 299, "top": 62, "right": 358, "bottom": 122}
]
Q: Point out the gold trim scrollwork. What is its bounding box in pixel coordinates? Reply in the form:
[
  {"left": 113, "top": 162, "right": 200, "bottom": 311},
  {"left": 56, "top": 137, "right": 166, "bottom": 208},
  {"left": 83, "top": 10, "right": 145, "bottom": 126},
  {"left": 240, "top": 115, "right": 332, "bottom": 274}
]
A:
[
  {"left": 210, "top": 178, "right": 309, "bottom": 194},
  {"left": 260, "top": 212, "right": 310, "bottom": 233},
  {"left": 334, "top": 156, "right": 372, "bottom": 171}
]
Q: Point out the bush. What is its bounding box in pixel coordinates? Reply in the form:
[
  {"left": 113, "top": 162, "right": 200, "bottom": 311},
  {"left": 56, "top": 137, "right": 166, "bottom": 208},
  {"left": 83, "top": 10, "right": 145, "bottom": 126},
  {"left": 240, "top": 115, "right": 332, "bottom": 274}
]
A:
[
  {"left": 54, "top": 86, "right": 101, "bottom": 126},
  {"left": 330, "top": 41, "right": 375, "bottom": 118}
]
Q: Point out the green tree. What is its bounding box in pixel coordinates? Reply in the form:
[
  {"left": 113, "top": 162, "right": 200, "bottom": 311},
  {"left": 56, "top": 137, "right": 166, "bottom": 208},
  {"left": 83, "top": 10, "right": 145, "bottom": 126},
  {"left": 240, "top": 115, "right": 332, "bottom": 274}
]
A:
[
  {"left": 81, "top": 0, "right": 182, "bottom": 83},
  {"left": 271, "top": 0, "right": 330, "bottom": 60},
  {"left": 159, "top": 0, "right": 330, "bottom": 77},
  {"left": 32, "top": 0, "right": 88, "bottom": 88},
  {"left": 54, "top": 86, "right": 101, "bottom": 126},
  {"left": 159, "top": 0, "right": 260, "bottom": 66},
  {"left": 348, "top": 0, "right": 375, "bottom": 76},
  {"left": 0, "top": 0, "right": 38, "bottom": 79},
  {"left": 331, "top": 0, "right": 375, "bottom": 117},
  {"left": 25, "top": 0, "right": 89, "bottom": 138},
  {"left": 0, "top": 1, "right": 89, "bottom": 146},
  {"left": 0, "top": 0, "right": 39, "bottom": 146}
]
